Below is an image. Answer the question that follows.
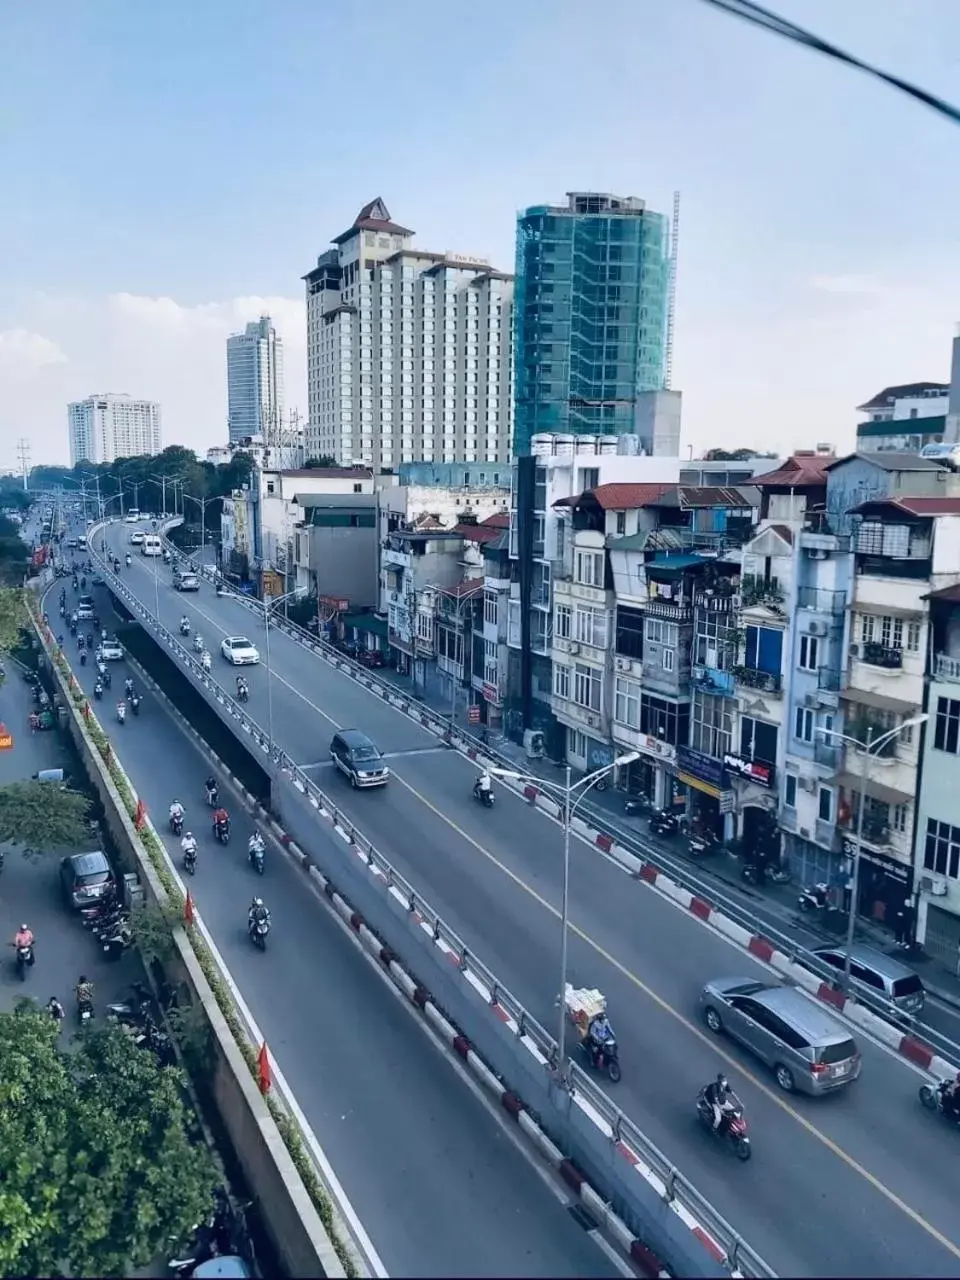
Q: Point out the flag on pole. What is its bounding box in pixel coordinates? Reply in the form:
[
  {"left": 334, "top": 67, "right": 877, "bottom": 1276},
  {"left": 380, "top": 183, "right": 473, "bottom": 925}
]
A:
[
  {"left": 257, "top": 1042, "right": 272, "bottom": 1095},
  {"left": 134, "top": 798, "right": 146, "bottom": 831},
  {"left": 184, "top": 891, "right": 195, "bottom": 925}
]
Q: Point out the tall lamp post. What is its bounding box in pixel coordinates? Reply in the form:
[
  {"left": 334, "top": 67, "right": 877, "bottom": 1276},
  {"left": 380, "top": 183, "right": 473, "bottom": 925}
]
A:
[
  {"left": 261, "top": 586, "right": 306, "bottom": 759},
  {"left": 490, "top": 751, "right": 641, "bottom": 1078},
  {"left": 820, "top": 714, "right": 928, "bottom": 988},
  {"left": 182, "top": 493, "right": 219, "bottom": 567}
]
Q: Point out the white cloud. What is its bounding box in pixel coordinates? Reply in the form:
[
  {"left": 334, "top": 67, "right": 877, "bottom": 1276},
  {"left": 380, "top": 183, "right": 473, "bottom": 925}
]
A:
[
  {"left": 0, "top": 328, "right": 68, "bottom": 377},
  {"left": 0, "top": 293, "right": 306, "bottom": 467},
  {"left": 806, "top": 273, "right": 885, "bottom": 297}
]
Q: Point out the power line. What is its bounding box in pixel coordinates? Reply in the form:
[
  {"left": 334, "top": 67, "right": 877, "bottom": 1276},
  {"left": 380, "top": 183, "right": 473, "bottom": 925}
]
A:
[
  {"left": 16, "top": 438, "right": 31, "bottom": 491},
  {"left": 699, "top": 0, "right": 960, "bottom": 127}
]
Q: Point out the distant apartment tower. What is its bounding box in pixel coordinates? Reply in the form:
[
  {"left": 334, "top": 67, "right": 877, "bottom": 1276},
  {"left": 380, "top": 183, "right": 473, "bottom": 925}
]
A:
[
  {"left": 67, "top": 394, "right": 162, "bottom": 466},
  {"left": 227, "top": 316, "right": 285, "bottom": 445},
  {"left": 302, "top": 198, "right": 514, "bottom": 470},
  {"left": 513, "top": 191, "right": 678, "bottom": 457}
]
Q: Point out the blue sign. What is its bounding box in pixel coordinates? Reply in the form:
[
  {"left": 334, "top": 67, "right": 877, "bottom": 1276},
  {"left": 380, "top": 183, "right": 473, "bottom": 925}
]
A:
[{"left": 677, "top": 744, "right": 728, "bottom": 789}]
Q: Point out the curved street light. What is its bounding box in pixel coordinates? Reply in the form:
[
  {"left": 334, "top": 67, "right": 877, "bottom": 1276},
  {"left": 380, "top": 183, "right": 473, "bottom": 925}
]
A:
[
  {"left": 819, "top": 714, "right": 928, "bottom": 987},
  {"left": 490, "top": 751, "right": 641, "bottom": 1078}
]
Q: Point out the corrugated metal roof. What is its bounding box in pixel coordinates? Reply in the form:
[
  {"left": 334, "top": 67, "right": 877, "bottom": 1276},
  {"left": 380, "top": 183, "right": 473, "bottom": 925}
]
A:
[
  {"left": 590, "top": 482, "right": 677, "bottom": 510},
  {"left": 751, "top": 455, "right": 833, "bottom": 487},
  {"left": 849, "top": 496, "right": 960, "bottom": 517}
]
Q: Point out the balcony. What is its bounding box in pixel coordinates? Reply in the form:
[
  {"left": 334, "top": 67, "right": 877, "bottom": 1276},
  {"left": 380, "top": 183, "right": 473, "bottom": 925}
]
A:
[
  {"left": 797, "top": 586, "right": 846, "bottom": 615},
  {"left": 842, "top": 815, "right": 892, "bottom": 849},
  {"left": 645, "top": 598, "right": 692, "bottom": 622},
  {"left": 694, "top": 588, "right": 739, "bottom": 613},
  {"left": 815, "top": 818, "right": 839, "bottom": 850},
  {"left": 740, "top": 577, "right": 786, "bottom": 610},
  {"left": 936, "top": 653, "right": 960, "bottom": 685},
  {"left": 814, "top": 740, "right": 840, "bottom": 770},
  {"left": 860, "top": 641, "right": 903, "bottom": 670},
  {"left": 817, "top": 666, "right": 842, "bottom": 692},
  {"left": 693, "top": 665, "right": 735, "bottom": 697},
  {"left": 733, "top": 665, "right": 782, "bottom": 695}
]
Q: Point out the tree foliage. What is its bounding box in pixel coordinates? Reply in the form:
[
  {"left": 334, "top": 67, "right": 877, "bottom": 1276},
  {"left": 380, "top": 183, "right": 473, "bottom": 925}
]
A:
[
  {"left": 0, "top": 587, "right": 28, "bottom": 655},
  {"left": 303, "top": 455, "right": 339, "bottom": 468},
  {"left": 0, "top": 1005, "right": 217, "bottom": 1276},
  {"left": 0, "top": 516, "right": 29, "bottom": 586},
  {"left": 0, "top": 780, "right": 93, "bottom": 850},
  {"left": 702, "top": 448, "right": 778, "bottom": 461}
]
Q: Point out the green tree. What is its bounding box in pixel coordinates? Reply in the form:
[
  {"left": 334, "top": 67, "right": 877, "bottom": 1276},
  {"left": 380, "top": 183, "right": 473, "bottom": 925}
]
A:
[
  {"left": 303, "top": 455, "right": 339, "bottom": 468},
  {"left": 0, "top": 1005, "right": 217, "bottom": 1276},
  {"left": 0, "top": 780, "right": 93, "bottom": 850},
  {"left": 0, "top": 515, "right": 29, "bottom": 585}
]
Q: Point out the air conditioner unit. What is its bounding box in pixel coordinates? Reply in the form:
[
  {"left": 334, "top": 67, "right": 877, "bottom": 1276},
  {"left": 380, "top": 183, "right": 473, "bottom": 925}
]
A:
[
  {"left": 586, "top": 713, "right": 600, "bottom": 729},
  {"left": 919, "top": 874, "right": 948, "bottom": 897},
  {"left": 848, "top": 642, "right": 860, "bottom": 659},
  {"left": 799, "top": 777, "right": 817, "bottom": 793},
  {"left": 799, "top": 826, "right": 811, "bottom": 838},
  {"left": 807, "top": 548, "right": 828, "bottom": 560},
  {"left": 803, "top": 693, "right": 820, "bottom": 709},
  {"left": 569, "top": 642, "right": 581, "bottom": 655},
  {"left": 808, "top": 621, "right": 828, "bottom": 637},
  {"left": 615, "top": 655, "right": 631, "bottom": 672}
]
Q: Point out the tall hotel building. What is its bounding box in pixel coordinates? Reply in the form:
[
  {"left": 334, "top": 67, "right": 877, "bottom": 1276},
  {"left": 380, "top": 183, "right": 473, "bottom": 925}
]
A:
[
  {"left": 303, "top": 199, "right": 514, "bottom": 469},
  {"left": 68, "top": 394, "right": 162, "bottom": 466}
]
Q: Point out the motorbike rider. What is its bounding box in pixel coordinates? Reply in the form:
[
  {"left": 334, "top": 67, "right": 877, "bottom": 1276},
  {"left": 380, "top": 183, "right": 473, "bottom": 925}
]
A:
[
  {"left": 587, "top": 1010, "right": 614, "bottom": 1066},
  {"left": 248, "top": 829, "right": 265, "bottom": 860},
  {"left": 474, "top": 770, "right": 492, "bottom": 800},
  {"left": 125, "top": 553, "right": 131, "bottom": 567},
  {"left": 181, "top": 830, "right": 198, "bottom": 861},
  {"left": 169, "top": 799, "right": 185, "bottom": 827},
  {"left": 213, "top": 806, "right": 230, "bottom": 839},
  {"left": 941, "top": 1077, "right": 960, "bottom": 1122},
  {"left": 194, "top": 633, "right": 204, "bottom": 652},
  {"left": 47, "top": 995, "right": 65, "bottom": 1026},
  {"left": 75, "top": 975, "right": 94, "bottom": 1008},
  {"left": 248, "top": 896, "right": 270, "bottom": 934},
  {"left": 14, "top": 923, "right": 35, "bottom": 954},
  {"left": 94, "top": 677, "right": 104, "bottom": 698},
  {"left": 205, "top": 776, "right": 219, "bottom": 806},
  {"left": 116, "top": 700, "right": 126, "bottom": 723},
  {"left": 236, "top": 675, "right": 249, "bottom": 699},
  {"left": 179, "top": 615, "right": 190, "bottom": 634},
  {"left": 124, "top": 677, "right": 135, "bottom": 698},
  {"left": 704, "top": 1072, "right": 735, "bottom": 1134}
]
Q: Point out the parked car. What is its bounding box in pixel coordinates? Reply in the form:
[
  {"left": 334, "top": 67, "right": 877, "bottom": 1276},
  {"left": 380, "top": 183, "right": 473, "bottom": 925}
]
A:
[
  {"left": 811, "top": 944, "right": 925, "bottom": 1015},
  {"left": 700, "top": 976, "right": 861, "bottom": 1095},
  {"left": 60, "top": 850, "right": 116, "bottom": 910},
  {"left": 97, "top": 637, "right": 124, "bottom": 662},
  {"left": 221, "top": 636, "right": 260, "bottom": 665},
  {"left": 330, "top": 729, "right": 389, "bottom": 788}
]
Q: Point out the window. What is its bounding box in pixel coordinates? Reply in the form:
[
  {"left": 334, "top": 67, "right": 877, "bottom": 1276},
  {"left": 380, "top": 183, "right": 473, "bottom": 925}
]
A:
[
  {"left": 818, "top": 786, "right": 833, "bottom": 824},
  {"left": 745, "top": 624, "right": 783, "bottom": 674},
  {"left": 934, "top": 696, "right": 960, "bottom": 755},
  {"left": 691, "top": 691, "right": 731, "bottom": 758},
  {"left": 554, "top": 603, "right": 572, "bottom": 640},
  {"left": 572, "top": 663, "right": 602, "bottom": 712},
  {"left": 484, "top": 592, "right": 498, "bottom": 627},
  {"left": 795, "top": 707, "right": 814, "bottom": 742},
  {"left": 615, "top": 606, "right": 644, "bottom": 660},
  {"left": 662, "top": 646, "right": 675, "bottom": 672},
  {"left": 569, "top": 729, "right": 588, "bottom": 760},
  {"left": 740, "top": 716, "right": 778, "bottom": 764},
  {"left": 553, "top": 663, "right": 571, "bottom": 700},
  {"left": 575, "top": 606, "right": 607, "bottom": 648},
  {"left": 858, "top": 613, "right": 921, "bottom": 652},
  {"left": 924, "top": 818, "right": 960, "bottom": 880},
  {"left": 798, "top": 634, "right": 819, "bottom": 672},
  {"left": 615, "top": 512, "right": 627, "bottom": 536},
  {"left": 615, "top": 677, "right": 641, "bottom": 729},
  {"left": 639, "top": 693, "right": 688, "bottom": 745},
  {"left": 645, "top": 619, "right": 679, "bottom": 646},
  {"left": 575, "top": 550, "right": 604, "bottom": 588},
  {"left": 784, "top": 774, "right": 798, "bottom": 808}
]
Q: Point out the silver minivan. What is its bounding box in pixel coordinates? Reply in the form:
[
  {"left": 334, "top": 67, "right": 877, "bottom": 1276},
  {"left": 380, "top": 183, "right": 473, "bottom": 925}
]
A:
[
  {"left": 811, "top": 944, "right": 925, "bottom": 1015},
  {"left": 700, "top": 977, "right": 861, "bottom": 1095}
]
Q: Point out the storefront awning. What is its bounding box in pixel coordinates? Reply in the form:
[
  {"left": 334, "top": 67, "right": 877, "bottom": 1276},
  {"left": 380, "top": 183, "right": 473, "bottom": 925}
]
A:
[
  {"left": 841, "top": 687, "right": 917, "bottom": 715},
  {"left": 835, "top": 772, "right": 913, "bottom": 808},
  {"left": 343, "top": 613, "right": 388, "bottom": 639},
  {"left": 677, "top": 771, "right": 723, "bottom": 800}
]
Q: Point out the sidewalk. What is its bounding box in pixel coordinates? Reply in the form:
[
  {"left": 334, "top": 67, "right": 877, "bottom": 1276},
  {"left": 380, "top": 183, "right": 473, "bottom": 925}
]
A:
[{"left": 373, "top": 663, "right": 960, "bottom": 1012}]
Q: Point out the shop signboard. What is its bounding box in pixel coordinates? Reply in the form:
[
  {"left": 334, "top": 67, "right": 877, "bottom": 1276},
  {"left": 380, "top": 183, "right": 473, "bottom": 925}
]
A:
[
  {"left": 677, "top": 745, "right": 728, "bottom": 790},
  {"left": 723, "top": 752, "right": 775, "bottom": 789}
]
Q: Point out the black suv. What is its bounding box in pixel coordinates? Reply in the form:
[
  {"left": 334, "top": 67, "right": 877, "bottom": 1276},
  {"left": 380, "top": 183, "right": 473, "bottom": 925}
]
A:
[{"left": 330, "top": 730, "right": 389, "bottom": 788}]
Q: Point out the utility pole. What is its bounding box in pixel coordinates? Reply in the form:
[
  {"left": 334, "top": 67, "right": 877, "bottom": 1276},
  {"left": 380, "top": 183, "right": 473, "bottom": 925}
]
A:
[{"left": 16, "top": 438, "right": 30, "bottom": 490}]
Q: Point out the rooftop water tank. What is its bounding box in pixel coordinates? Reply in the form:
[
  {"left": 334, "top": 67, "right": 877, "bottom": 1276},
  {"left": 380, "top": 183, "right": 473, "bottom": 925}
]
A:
[
  {"left": 531, "top": 434, "right": 554, "bottom": 458},
  {"left": 554, "top": 434, "right": 575, "bottom": 458},
  {"left": 598, "top": 435, "right": 618, "bottom": 455},
  {"left": 617, "top": 434, "right": 640, "bottom": 456},
  {"left": 575, "top": 435, "right": 598, "bottom": 454}
]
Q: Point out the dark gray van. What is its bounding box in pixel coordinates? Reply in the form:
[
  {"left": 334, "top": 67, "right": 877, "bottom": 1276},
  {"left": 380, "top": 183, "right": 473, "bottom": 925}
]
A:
[
  {"left": 812, "top": 944, "right": 925, "bottom": 1015},
  {"left": 330, "top": 729, "right": 389, "bottom": 788}
]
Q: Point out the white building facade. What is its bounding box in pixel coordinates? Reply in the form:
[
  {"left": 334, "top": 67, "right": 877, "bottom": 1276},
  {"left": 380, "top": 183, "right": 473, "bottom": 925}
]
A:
[
  {"left": 303, "top": 198, "right": 514, "bottom": 470},
  {"left": 68, "top": 394, "right": 162, "bottom": 466},
  {"left": 226, "top": 316, "right": 285, "bottom": 446}
]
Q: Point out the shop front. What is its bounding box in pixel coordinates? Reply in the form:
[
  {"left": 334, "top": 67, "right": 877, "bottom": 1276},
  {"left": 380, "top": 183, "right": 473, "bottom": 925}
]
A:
[
  {"left": 676, "top": 745, "right": 735, "bottom": 842},
  {"left": 723, "top": 752, "right": 781, "bottom": 867},
  {"left": 621, "top": 735, "right": 678, "bottom": 809},
  {"left": 840, "top": 835, "right": 912, "bottom": 929}
]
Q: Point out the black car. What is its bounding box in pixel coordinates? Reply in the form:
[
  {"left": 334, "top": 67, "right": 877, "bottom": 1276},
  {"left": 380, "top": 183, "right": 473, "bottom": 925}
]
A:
[
  {"left": 60, "top": 850, "right": 116, "bottom": 910},
  {"left": 330, "top": 729, "right": 389, "bottom": 788}
]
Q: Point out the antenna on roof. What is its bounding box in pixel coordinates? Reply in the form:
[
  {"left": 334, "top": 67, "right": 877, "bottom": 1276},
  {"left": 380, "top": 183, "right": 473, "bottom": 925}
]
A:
[{"left": 664, "top": 191, "right": 680, "bottom": 391}]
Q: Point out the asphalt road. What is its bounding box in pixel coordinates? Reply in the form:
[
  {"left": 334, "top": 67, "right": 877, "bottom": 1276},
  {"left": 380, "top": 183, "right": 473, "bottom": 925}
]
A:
[
  {"left": 98, "top": 521, "right": 960, "bottom": 1278},
  {"left": 49, "top": 548, "right": 622, "bottom": 1278}
]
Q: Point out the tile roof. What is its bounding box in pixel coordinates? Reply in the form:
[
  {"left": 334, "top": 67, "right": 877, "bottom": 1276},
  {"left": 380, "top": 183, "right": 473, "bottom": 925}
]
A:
[
  {"left": 750, "top": 454, "right": 834, "bottom": 487},
  {"left": 332, "top": 198, "right": 414, "bottom": 246},
  {"left": 560, "top": 482, "right": 676, "bottom": 511},
  {"left": 849, "top": 496, "right": 960, "bottom": 517},
  {"left": 857, "top": 382, "right": 948, "bottom": 412}
]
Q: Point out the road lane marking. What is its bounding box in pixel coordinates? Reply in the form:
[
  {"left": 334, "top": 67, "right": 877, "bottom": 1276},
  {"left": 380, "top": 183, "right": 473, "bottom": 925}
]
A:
[{"left": 119, "top": 554, "right": 960, "bottom": 1260}]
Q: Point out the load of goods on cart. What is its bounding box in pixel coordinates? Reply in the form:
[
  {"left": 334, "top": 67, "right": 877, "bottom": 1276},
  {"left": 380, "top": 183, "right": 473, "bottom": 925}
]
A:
[{"left": 563, "top": 984, "right": 621, "bottom": 1082}]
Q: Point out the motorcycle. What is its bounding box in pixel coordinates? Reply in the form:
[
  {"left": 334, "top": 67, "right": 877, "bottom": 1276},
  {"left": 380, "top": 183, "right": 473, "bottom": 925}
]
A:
[
  {"left": 216, "top": 583, "right": 226, "bottom": 597},
  {"left": 741, "top": 860, "right": 765, "bottom": 886},
  {"left": 15, "top": 942, "right": 35, "bottom": 980},
  {"left": 919, "top": 1080, "right": 960, "bottom": 1126},
  {"left": 624, "top": 796, "right": 650, "bottom": 817},
  {"left": 472, "top": 779, "right": 495, "bottom": 808},
  {"left": 94, "top": 680, "right": 103, "bottom": 700},
  {"left": 183, "top": 843, "right": 198, "bottom": 875},
  {"left": 248, "top": 837, "right": 265, "bottom": 875},
  {"left": 116, "top": 702, "right": 126, "bottom": 725},
  {"left": 581, "top": 1034, "right": 621, "bottom": 1083},
  {"left": 214, "top": 819, "right": 230, "bottom": 846},
  {"left": 648, "top": 809, "right": 681, "bottom": 838},
  {"left": 101, "top": 922, "right": 135, "bottom": 960},
  {"left": 696, "top": 1090, "right": 752, "bottom": 1161},
  {"left": 179, "top": 620, "right": 191, "bottom": 636},
  {"left": 236, "top": 681, "right": 249, "bottom": 704},
  {"left": 130, "top": 693, "right": 141, "bottom": 716},
  {"left": 170, "top": 811, "right": 184, "bottom": 837},
  {"left": 205, "top": 785, "right": 219, "bottom": 808},
  {"left": 106, "top": 983, "right": 153, "bottom": 1027},
  {"left": 193, "top": 634, "right": 205, "bottom": 654},
  {"left": 201, "top": 651, "right": 212, "bottom": 672},
  {"left": 77, "top": 994, "right": 94, "bottom": 1025},
  {"left": 249, "top": 916, "right": 270, "bottom": 951},
  {"left": 798, "top": 882, "right": 830, "bottom": 914},
  {"left": 688, "top": 831, "right": 718, "bottom": 859}
]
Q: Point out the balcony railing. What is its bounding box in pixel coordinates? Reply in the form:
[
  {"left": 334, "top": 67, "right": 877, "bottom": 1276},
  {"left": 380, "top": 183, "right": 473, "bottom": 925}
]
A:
[
  {"left": 694, "top": 588, "right": 739, "bottom": 612},
  {"left": 741, "top": 577, "right": 785, "bottom": 608},
  {"left": 815, "top": 818, "right": 839, "bottom": 849},
  {"left": 645, "top": 598, "right": 692, "bottom": 622},
  {"left": 817, "top": 666, "right": 842, "bottom": 692},
  {"left": 814, "top": 740, "right": 839, "bottom": 769},
  {"left": 733, "top": 665, "right": 782, "bottom": 694},
  {"left": 797, "top": 586, "right": 846, "bottom": 614},
  {"left": 936, "top": 653, "right": 960, "bottom": 684},
  {"left": 860, "top": 641, "right": 903, "bottom": 670},
  {"left": 841, "top": 816, "right": 892, "bottom": 848}
]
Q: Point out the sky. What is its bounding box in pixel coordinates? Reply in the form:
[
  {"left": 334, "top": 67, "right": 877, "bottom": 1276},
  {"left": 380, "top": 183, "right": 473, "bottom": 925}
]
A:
[{"left": 2, "top": 0, "right": 960, "bottom": 469}]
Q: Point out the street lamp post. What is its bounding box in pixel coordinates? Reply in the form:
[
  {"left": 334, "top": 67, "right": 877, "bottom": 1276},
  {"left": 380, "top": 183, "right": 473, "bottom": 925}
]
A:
[
  {"left": 261, "top": 586, "right": 306, "bottom": 760},
  {"left": 820, "top": 714, "right": 928, "bottom": 988},
  {"left": 182, "top": 493, "right": 219, "bottom": 567},
  {"left": 490, "top": 751, "right": 641, "bottom": 1078}
]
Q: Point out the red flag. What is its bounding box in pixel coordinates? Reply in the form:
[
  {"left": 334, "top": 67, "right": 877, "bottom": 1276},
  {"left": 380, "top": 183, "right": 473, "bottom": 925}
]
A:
[
  {"left": 184, "top": 891, "right": 195, "bottom": 925},
  {"left": 134, "top": 798, "right": 146, "bottom": 831},
  {"left": 257, "top": 1042, "right": 272, "bottom": 1095}
]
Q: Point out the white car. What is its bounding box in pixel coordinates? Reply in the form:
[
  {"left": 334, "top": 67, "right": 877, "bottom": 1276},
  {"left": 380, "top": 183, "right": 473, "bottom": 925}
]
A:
[
  {"left": 129, "top": 531, "right": 145, "bottom": 545},
  {"left": 221, "top": 636, "right": 260, "bottom": 665},
  {"left": 97, "top": 638, "right": 124, "bottom": 662}
]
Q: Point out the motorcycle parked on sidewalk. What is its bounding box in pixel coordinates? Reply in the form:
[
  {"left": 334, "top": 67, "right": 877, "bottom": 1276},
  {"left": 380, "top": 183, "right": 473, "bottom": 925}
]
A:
[
  {"left": 688, "top": 831, "right": 719, "bottom": 860},
  {"left": 648, "top": 809, "right": 681, "bottom": 838},
  {"left": 798, "top": 882, "right": 830, "bottom": 914},
  {"left": 696, "top": 1089, "right": 752, "bottom": 1160}
]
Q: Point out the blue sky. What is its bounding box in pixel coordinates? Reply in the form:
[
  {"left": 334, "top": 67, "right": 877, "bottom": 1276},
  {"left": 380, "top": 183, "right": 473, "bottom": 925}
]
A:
[{"left": 2, "top": 0, "right": 959, "bottom": 465}]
